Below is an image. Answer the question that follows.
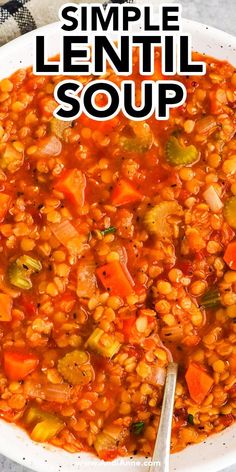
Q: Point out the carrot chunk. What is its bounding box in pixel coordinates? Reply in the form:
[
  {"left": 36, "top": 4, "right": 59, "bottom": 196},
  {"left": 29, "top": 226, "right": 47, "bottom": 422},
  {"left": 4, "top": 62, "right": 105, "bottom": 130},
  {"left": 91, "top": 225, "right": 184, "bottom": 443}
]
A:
[
  {"left": 0, "top": 294, "right": 13, "bottom": 321},
  {"left": 224, "top": 241, "right": 236, "bottom": 270},
  {"left": 4, "top": 350, "right": 39, "bottom": 380},
  {"left": 55, "top": 169, "right": 86, "bottom": 208},
  {"left": 112, "top": 179, "right": 143, "bottom": 207},
  {"left": 185, "top": 363, "right": 214, "bottom": 404},
  {"left": 209, "top": 90, "right": 224, "bottom": 115},
  {"left": 96, "top": 261, "right": 135, "bottom": 298},
  {"left": 122, "top": 315, "right": 136, "bottom": 341},
  {"left": 229, "top": 353, "right": 236, "bottom": 373},
  {"left": 0, "top": 193, "right": 12, "bottom": 223}
]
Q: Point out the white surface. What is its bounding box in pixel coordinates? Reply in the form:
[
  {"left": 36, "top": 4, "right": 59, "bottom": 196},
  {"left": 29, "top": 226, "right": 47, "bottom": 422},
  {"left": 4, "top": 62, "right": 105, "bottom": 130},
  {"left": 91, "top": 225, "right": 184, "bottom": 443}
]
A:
[{"left": 0, "top": 2, "right": 236, "bottom": 472}]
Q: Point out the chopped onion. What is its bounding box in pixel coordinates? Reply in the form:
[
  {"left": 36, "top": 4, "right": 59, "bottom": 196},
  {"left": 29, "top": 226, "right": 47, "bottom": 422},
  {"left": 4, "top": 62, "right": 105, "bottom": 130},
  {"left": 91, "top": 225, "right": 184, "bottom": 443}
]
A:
[
  {"left": 149, "top": 366, "right": 166, "bottom": 386},
  {"left": 195, "top": 115, "right": 217, "bottom": 135},
  {"left": 111, "top": 244, "right": 128, "bottom": 265},
  {"left": 36, "top": 136, "right": 62, "bottom": 158},
  {"left": 24, "top": 380, "right": 43, "bottom": 398},
  {"left": 77, "top": 260, "right": 97, "bottom": 298},
  {"left": 203, "top": 185, "right": 223, "bottom": 213},
  {"left": 24, "top": 380, "right": 71, "bottom": 403},
  {"left": 43, "top": 383, "right": 71, "bottom": 402},
  {"left": 50, "top": 220, "right": 79, "bottom": 246}
]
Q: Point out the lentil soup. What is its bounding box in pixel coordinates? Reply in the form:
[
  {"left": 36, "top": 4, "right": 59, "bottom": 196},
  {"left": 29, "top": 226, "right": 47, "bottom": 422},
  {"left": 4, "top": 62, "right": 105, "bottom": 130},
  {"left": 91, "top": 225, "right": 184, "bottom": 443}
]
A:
[{"left": 0, "top": 48, "right": 235, "bottom": 461}]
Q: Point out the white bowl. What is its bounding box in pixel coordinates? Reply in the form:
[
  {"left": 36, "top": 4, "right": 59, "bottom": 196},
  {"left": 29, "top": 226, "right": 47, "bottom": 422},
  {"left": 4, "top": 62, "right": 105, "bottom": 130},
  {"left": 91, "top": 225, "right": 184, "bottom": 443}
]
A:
[{"left": 0, "top": 16, "right": 236, "bottom": 472}]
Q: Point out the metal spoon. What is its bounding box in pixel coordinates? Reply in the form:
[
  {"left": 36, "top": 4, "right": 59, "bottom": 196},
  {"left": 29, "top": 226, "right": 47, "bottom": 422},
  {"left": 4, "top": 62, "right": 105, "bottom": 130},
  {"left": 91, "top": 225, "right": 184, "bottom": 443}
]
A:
[{"left": 149, "top": 362, "right": 178, "bottom": 472}]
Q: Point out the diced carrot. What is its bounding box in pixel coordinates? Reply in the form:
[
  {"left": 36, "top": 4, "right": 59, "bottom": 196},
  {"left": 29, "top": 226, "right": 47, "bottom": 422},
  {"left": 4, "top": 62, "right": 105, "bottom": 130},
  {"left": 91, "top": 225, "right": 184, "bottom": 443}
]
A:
[
  {"left": 96, "top": 261, "right": 135, "bottom": 298},
  {"left": 0, "top": 193, "right": 12, "bottom": 223},
  {"left": 20, "top": 294, "right": 37, "bottom": 317},
  {"left": 185, "top": 363, "right": 214, "bottom": 404},
  {"left": 224, "top": 241, "right": 236, "bottom": 270},
  {"left": 135, "top": 282, "right": 146, "bottom": 296},
  {"left": 172, "top": 417, "right": 187, "bottom": 432},
  {"left": 209, "top": 90, "right": 224, "bottom": 115},
  {"left": 0, "top": 294, "right": 13, "bottom": 321},
  {"left": 55, "top": 169, "right": 86, "bottom": 208},
  {"left": 99, "top": 449, "right": 119, "bottom": 462},
  {"left": 122, "top": 316, "right": 136, "bottom": 341},
  {"left": 220, "top": 414, "right": 234, "bottom": 427},
  {"left": 229, "top": 353, "right": 236, "bottom": 373},
  {"left": 4, "top": 350, "right": 39, "bottom": 380},
  {"left": 111, "top": 179, "right": 143, "bottom": 207},
  {"left": 228, "top": 383, "right": 236, "bottom": 399},
  {"left": 186, "top": 229, "right": 206, "bottom": 252}
]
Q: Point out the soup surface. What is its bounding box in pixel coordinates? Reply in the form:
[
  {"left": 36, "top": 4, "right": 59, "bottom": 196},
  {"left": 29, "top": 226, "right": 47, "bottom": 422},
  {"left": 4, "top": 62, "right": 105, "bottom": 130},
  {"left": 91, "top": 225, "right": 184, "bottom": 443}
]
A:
[{"left": 0, "top": 50, "right": 235, "bottom": 460}]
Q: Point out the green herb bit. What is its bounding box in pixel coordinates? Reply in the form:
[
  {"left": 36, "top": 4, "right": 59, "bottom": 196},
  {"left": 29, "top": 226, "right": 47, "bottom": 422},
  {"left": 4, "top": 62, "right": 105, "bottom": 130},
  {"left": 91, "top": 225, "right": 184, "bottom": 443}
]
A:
[
  {"left": 100, "top": 226, "right": 116, "bottom": 236},
  {"left": 131, "top": 421, "right": 145, "bottom": 436},
  {"left": 201, "top": 289, "right": 221, "bottom": 309},
  {"left": 187, "top": 414, "right": 194, "bottom": 425}
]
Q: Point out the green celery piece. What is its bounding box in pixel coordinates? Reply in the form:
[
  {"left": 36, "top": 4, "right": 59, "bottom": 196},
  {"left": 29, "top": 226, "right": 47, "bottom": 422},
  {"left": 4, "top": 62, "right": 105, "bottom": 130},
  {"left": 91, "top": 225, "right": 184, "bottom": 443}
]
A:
[
  {"left": 201, "top": 289, "right": 221, "bottom": 309},
  {"left": 8, "top": 263, "right": 32, "bottom": 290},
  {"left": 17, "top": 255, "right": 42, "bottom": 272},
  {"left": 223, "top": 196, "right": 236, "bottom": 230},
  {"left": 87, "top": 328, "right": 121, "bottom": 358},
  {"left": 166, "top": 136, "right": 198, "bottom": 166}
]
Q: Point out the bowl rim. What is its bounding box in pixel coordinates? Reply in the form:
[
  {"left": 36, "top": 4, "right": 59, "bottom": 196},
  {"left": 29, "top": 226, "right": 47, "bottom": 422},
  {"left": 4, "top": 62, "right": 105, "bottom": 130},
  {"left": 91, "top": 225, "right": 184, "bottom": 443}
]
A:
[
  {"left": 0, "top": 16, "right": 236, "bottom": 61},
  {"left": 0, "top": 16, "right": 236, "bottom": 472}
]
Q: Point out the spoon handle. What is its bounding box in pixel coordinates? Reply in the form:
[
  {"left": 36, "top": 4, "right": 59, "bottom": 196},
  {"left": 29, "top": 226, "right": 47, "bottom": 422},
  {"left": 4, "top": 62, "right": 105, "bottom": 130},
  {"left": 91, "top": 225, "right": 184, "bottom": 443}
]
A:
[{"left": 149, "top": 362, "right": 178, "bottom": 472}]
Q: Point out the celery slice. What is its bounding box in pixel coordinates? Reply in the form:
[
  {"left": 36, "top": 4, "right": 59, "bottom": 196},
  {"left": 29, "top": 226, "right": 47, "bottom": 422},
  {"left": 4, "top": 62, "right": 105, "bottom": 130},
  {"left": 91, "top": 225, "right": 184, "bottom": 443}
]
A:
[
  {"left": 8, "top": 263, "right": 32, "bottom": 290},
  {"left": 94, "top": 425, "right": 127, "bottom": 458},
  {"left": 17, "top": 255, "right": 42, "bottom": 272},
  {"left": 58, "top": 350, "right": 94, "bottom": 386},
  {"left": 8, "top": 255, "right": 42, "bottom": 290},
  {"left": 31, "top": 418, "right": 64, "bottom": 442},
  {"left": 24, "top": 406, "right": 48, "bottom": 425},
  {"left": 25, "top": 406, "right": 64, "bottom": 442},
  {"left": 120, "top": 122, "right": 153, "bottom": 153},
  {"left": 87, "top": 328, "right": 121, "bottom": 358},
  {"left": 144, "top": 201, "right": 183, "bottom": 238},
  {"left": 223, "top": 196, "right": 236, "bottom": 229},
  {"left": 94, "top": 432, "right": 116, "bottom": 457},
  {"left": 165, "top": 136, "right": 199, "bottom": 166}
]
